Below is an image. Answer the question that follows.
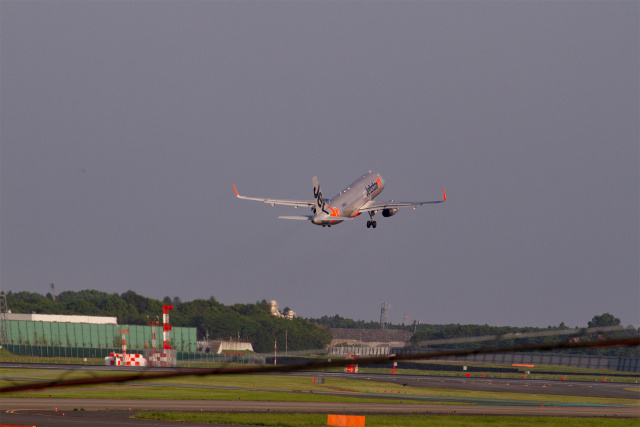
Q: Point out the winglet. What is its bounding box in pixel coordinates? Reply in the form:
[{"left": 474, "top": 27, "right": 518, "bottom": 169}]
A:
[
  {"left": 233, "top": 184, "right": 239, "bottom": 198},
  {"left": 443, "top": 188, "right": 446, "bottom": 201}
]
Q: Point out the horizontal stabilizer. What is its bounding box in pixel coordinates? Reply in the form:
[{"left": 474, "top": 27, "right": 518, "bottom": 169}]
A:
[{"left": 278, "top": 215, "right": 313, "bottom": 220}]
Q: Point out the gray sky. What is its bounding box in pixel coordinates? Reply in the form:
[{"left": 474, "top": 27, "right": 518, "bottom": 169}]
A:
[{"left": 1, "top": 1, "right": 638, "bottom": 328}]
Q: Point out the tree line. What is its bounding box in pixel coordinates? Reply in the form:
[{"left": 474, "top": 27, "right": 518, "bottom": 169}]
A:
[
  {"left": 3, "top": 290, "right": 330, "bottom": 353},
  {"left": 4, "top": 290, "right": 637, "bottom": 357}
]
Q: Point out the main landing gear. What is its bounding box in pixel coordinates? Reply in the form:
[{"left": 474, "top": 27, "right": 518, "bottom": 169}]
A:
[{"left": 366, "top": 211, "right": 377, "bottom": 229}]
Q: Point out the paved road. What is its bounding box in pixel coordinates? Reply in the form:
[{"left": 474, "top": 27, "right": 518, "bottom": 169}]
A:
[
  {"left": 1, "top": 407, "right": 219, "bottom": 427},
  {"left": 2, "top": 397, "right": 639, "bottom": 418}
]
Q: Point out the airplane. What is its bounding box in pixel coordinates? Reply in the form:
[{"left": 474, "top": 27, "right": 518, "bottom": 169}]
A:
[{"left": 233, "top": 171, "right": 445, "bottom": 228}]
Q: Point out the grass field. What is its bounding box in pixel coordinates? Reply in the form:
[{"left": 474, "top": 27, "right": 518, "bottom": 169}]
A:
[
  {"left": 134, "top": 411, "right": 639, "bottom": 426},
  {"left": 2, "top": 351, "right": 638, "bottom": 382},
  {"left": 2, "top": 369, "right": 638, "bottom": 406}
]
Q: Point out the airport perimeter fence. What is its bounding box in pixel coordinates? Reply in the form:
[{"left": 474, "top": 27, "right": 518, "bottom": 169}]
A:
[
  {"left": 1, "top": 343, "right": 265, "bottom": 365},
  {"left": 392, "top": 348, "right": 639, "bottom": 373},
  {"left": 3, "top": 343, "right": 125, "bottom": 360},
  {"left": 4, "top": 340, "right": 636, "bottom": 372},
  {"left": 175, "top": 351, "right": 265, "bottom": 365}
]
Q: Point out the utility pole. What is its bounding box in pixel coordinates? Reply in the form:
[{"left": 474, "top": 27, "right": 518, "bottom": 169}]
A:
[
  {"left": 147, "top": 316, "right": 160, "bottom": 352},
  {"left": 50, "top": 283, "right": 56, "bottom": 301},
  {"left": 0, "top": 292, "right": 8, "bottom": 346}
]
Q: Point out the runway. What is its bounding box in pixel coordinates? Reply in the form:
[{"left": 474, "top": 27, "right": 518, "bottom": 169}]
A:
[
  {"left": 295, "top": 371, "right": 640, "bottom": 400},
  {"left": 2, "top": 405, "right": 216, "bottom": 427}
]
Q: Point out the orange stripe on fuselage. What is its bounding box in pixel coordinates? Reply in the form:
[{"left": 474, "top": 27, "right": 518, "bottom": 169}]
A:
[{"left": 327, "top": 206, "right": 340, "bottom": 217}]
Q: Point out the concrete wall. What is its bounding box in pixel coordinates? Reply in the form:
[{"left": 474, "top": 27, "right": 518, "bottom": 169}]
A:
[
  {"left": 198, "top": 340, "right": 254, "bottom": 354},
  {"left": 218, "top": 342, "right": 253, "bottom": 353}
]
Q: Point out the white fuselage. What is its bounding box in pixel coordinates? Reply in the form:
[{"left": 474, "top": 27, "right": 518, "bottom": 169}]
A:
[{"left": 312, "top": 171, "right": 385, "bottom": 225}]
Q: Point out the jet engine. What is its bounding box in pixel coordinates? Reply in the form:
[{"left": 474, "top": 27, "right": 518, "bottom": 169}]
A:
[{"left": 382, "top": 208, "right": 399, "bottom": 217}]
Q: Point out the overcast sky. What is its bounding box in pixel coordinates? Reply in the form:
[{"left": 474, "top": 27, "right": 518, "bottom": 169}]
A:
[{"left": 1, "top": 1, "right": 638, "bottom": 328}]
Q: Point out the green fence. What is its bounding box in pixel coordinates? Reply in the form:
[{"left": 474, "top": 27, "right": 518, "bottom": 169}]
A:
[
  {"left": 5, "top": 320, "right": 197, "bottom": 352},
  {"left": 3, "top": 344, "right": 121, "bottom": 359}
]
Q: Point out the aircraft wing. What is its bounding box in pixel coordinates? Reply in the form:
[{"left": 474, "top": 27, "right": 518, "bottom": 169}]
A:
[
  {"left": 278, "top": 215, "right": 354, "bottom": 221},
  {"left": 358, "top": 189, "right": 446, "bottom": 212},
  {"left": 233, "top": 184, "right": 315, "bottom": 208}
]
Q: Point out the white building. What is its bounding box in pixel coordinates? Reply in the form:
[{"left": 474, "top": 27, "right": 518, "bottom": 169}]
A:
[{"left": 6, "top": 312, "right": 117, "bottom": 324}]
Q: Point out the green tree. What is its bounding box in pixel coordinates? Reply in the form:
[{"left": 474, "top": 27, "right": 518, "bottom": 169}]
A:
[{"left": 588, "top": 313, "right": 621, "bottom": 328}]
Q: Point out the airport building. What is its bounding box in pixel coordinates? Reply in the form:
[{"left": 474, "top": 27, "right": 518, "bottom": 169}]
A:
[
  {"left": 2, "top": 313, "right": 197, "bottom": 357},
  {"left": 197, "top": 339, "right": 254, "bottom": 354},
  {"left": 327, "top": 328, "right": 413, "bottom": 356}
]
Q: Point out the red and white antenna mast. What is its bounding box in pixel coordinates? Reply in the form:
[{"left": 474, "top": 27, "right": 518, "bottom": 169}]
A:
[
  {"left": 162, "top": 305, "right": 173, "bottom": 350},
  {"left": 118, "top": 327, "right": 129, "bottom": 355}
]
